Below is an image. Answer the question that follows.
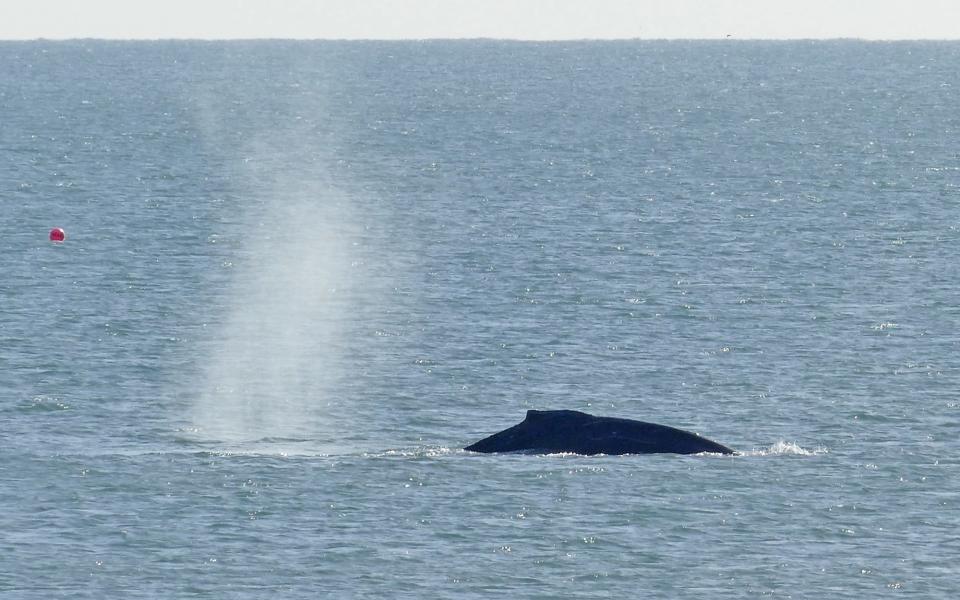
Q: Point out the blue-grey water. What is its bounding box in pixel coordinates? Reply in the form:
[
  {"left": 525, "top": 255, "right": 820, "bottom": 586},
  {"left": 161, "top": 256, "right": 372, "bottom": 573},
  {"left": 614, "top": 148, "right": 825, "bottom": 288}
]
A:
[{"left": 2, "top": 40, "right": 959, "bottom": 598}]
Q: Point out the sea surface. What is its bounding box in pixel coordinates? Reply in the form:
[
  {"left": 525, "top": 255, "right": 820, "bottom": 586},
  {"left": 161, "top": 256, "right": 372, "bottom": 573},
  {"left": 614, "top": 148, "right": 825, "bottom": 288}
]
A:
[{"left": 2, "top": 40, "right": 959, "bottom": 598}]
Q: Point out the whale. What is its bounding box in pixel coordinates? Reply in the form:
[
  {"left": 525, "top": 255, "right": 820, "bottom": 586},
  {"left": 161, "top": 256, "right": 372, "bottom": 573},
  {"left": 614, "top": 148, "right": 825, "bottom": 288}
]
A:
[{"left": 465, "top": 409, "right": 735, "bottom": 455}]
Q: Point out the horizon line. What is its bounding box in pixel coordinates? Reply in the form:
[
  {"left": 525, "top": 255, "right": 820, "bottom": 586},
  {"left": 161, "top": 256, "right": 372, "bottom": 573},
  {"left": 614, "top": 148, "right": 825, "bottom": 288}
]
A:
[{"left": 3, "top": 36, "right": 960, "bottom": 43}]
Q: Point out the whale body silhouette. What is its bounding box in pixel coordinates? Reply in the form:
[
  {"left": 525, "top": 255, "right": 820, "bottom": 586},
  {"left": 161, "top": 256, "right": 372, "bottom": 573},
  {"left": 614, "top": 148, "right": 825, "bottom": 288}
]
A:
[{"left": 465, "top": 409, "right": 735, "bottom": 455}]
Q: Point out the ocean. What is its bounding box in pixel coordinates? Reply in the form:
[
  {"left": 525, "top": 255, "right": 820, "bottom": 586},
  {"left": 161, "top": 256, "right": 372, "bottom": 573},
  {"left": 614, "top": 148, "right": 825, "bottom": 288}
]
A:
[{"left": 2, "top": 40, "right": 959, "bottom": 598}]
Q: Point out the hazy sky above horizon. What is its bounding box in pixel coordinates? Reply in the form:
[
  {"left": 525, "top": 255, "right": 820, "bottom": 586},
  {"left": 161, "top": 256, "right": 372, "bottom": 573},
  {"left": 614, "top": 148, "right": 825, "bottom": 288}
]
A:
[{"left": 1, "top": 0, "right": 959, "bottom": 41}]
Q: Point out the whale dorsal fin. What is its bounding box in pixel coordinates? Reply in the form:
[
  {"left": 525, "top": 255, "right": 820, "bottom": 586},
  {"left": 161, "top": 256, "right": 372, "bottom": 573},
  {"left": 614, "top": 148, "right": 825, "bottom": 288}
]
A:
[
  {"left": 525, "top": 409, "right": 588, "bottom": 422},
  {"left": 525, "top": 409, "right": 547, "bottom": 421}
]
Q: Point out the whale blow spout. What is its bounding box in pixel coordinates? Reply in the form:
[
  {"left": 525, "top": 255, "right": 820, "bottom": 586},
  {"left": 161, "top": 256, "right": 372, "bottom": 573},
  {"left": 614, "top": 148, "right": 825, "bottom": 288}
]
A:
[{"left": 465, "top": 410, "right": 735, "bottom": 456}]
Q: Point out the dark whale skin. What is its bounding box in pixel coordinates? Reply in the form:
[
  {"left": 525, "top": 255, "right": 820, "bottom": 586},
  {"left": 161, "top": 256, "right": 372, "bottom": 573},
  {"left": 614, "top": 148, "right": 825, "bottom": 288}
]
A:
[{"left": 465, "top": 410, "right": 735, "bottom": 455}]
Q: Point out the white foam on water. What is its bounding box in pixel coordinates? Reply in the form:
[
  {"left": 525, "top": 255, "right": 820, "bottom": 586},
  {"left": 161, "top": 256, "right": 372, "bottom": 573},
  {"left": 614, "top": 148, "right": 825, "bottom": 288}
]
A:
[{"left": 741, "top": 440, "right": 828, "bottom": 457}]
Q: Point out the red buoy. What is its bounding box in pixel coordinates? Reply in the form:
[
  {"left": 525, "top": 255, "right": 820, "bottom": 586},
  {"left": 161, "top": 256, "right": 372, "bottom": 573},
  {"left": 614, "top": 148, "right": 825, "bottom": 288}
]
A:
[{"left": 49, "top": 227, "right": 66, "bottom": 242}]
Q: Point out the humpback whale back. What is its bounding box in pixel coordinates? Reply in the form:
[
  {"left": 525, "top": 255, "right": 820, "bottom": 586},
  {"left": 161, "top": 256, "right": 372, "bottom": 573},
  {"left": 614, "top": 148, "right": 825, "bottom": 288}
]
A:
[{"left": 465, "top": 409, "right": 735, "bottom": 455}]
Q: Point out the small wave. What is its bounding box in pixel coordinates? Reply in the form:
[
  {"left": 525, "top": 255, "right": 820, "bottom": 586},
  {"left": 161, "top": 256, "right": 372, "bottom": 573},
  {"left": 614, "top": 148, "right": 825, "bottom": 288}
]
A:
[
  {"left": 178, "top": 445, "right": 461, "bottom": 460},
  {"left": 171, "top": 430, "right": 338, "bottom": 457},
  {"left": 202, "top": 446, "right": 462, "bottom": 460},
  {"left": 17, "top": 395, "right": 70, "bottom": 412},
  {"left": 201, "top": 449, "right": 331, "bottom": 458},
  {"left": 741, "top": 441, "right": 827, "bottom": 457},
  {"left": 364, "top": 446, "right": 460, "bottom": 459},
  {"left": 250, "top": 436, "right": 311, "bottom": 444}
]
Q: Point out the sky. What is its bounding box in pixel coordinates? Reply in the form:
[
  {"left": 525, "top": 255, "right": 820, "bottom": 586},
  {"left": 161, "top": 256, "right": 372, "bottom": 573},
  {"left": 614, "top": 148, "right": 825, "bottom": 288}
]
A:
[{"left": 1, "top": 0, "right": 959, "bottom": 41}]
